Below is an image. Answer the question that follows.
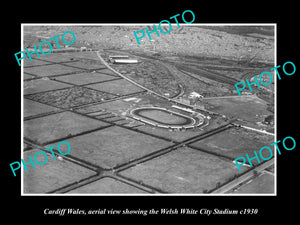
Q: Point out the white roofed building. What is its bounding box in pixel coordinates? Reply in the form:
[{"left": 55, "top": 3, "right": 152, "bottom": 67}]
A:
[
  {"left": 108, "top": 55, "right": 139, "bottom": 64},
  {"left": 113, "top": 59, "right": 139, "bottom": 64}
]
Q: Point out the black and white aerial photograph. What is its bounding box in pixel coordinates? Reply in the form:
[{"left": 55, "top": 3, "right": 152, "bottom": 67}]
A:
[
  {"left": 4, "top": 4, "right": 299, "bottom": 220},
  {"left": 22, "top": 24, "right": 276, "bottom": 195}
]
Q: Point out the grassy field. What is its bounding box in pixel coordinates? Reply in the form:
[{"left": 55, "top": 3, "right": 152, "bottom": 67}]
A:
[
  {"left": 24, "top": 111, "right": 109, "bottom": 144},
  {"left": 204, "top": 95, "right": 272, "bottom": 124},
  {"left": 24, "top": 63, "right": 84, "bottom": 77},
  {"left": 50, "top": 126, "right": 173, "bottom": 169},
  {"left": 135, "top": 108, "right": 189, "bottom": 125},
  {"left": 23, "top": 149, "right": 96, "bottom": 193},
  {"left": 24, "top": 98, "right": 59, "bottom": 118},
  {"left": 189, "top": 126, "right": 274, "bottom": 162},
  {"left": 54, "top": 72, "right": 118, "bottom": 85},
  {"left": 24, "top": 79, "right": 72, "bottom": 95},
  {"left": 119, "top": 146, "right": 248, "bottom": 193}
]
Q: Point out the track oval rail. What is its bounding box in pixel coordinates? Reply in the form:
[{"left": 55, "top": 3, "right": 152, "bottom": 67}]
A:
[{"left": 130, "top": 107, "right": 200, "bottom": 129}]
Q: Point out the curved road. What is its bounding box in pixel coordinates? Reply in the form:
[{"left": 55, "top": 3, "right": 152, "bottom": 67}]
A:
[
  {"left": 96, "top": 51, "right": 169, "bottom": 100},
  {"left": 95, "top": 51, "right": 212, "bottom": 115}
]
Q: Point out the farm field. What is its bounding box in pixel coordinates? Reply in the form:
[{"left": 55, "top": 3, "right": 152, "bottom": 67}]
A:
[
  {"left": 119, "top": 146, "right": 248, "bottom": 193},
  {"left": 23, "top": 149, "right": 97, "bottom": 193},
  {"left": 189, "top": 126, "right": 274, "bottom": 163},
  {"left": 45, "top": 126, "right": 173, "bottom": 169}
]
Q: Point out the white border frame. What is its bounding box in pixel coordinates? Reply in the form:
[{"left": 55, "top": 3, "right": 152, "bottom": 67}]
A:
[{"left": 21, "top": 23, "right": 277, "bottom": 196}]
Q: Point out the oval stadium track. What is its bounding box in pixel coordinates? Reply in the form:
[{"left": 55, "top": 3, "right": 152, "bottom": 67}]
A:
[{"left": 130, "top": 106, "right": 202, "bottom": 129}]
